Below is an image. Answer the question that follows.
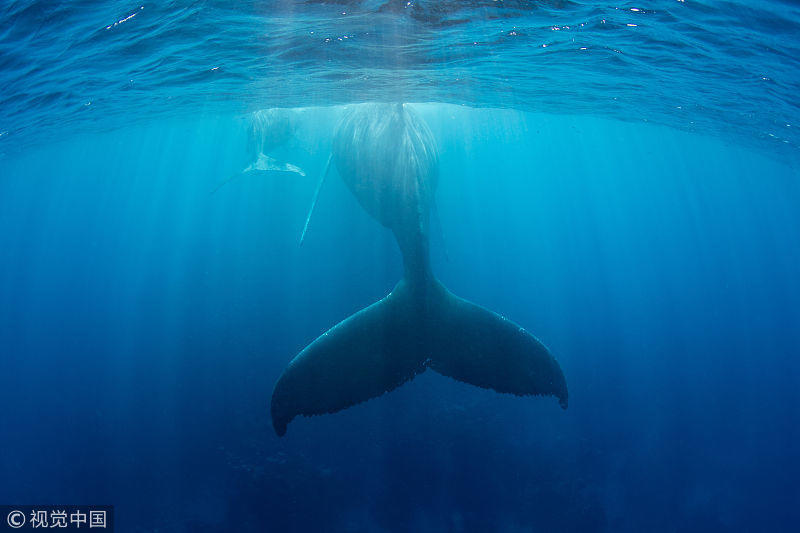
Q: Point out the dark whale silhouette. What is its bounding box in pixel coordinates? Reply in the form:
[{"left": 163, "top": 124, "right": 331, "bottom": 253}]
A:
[{"left": 270, "top": 103, "right": 567, "bottom": 436}]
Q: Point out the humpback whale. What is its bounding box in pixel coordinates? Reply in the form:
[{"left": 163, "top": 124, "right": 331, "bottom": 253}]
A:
[
  {"left": 245, "top": 108, "right": 306, "bottom": 176},
  {"left": 270, "top": 103, "right": 568, "bottom": 436},
  {"left": 212, "top": 108, "right": 306, "bottom": 194}
]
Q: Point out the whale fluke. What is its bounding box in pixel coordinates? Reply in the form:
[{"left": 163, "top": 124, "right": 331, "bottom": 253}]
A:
[
  {"left": 271, "top": 278, "right": 567, "bottom": 436},
  {"left": 427, "top": 289, "right": 568, "bottom": 408},
  {"left": 271, "top": 283, "right": 426, "bottom": 437}
]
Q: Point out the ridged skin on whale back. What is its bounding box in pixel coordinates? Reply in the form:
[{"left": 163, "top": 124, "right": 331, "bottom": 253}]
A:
[
  {"left": 249, "top": 108, "right": 297, "bottom": 156},
  {"left": 270, "top": 103, "right": 568, "bottom": 436},
  {"left": 332, "top": 103, "right": 438, "bottom": 232}
]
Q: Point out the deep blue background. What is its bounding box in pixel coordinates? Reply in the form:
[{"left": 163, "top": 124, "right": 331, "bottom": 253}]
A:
[{"left": 1, "top": 107, "right": 799, "bottom": 531}]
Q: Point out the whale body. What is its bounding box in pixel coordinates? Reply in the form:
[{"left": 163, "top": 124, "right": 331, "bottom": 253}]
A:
[
  {"left": 245, "top": 108, "right": 306, "bottom": 176},
  {"left": 270, "top": 103, "right": 567, "bottom": 436}
]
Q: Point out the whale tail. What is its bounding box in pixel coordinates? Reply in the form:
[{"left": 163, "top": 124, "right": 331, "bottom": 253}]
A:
[{"left": 270, "top": 279, "right": 568, "bottom": 436}]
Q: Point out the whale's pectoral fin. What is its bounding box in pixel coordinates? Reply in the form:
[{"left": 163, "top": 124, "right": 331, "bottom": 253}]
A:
[
  {"left": 211, "top": 153, "right": 306, "bottom": 194},
  {"left": 210, "top": 172, "right": 245, "bottom": 195},
  {"left": 247, "top": 152, "right": 306, "bottom": 176},
  {"left": 300, "top": 153, "right": 333, "bottom": 246},
  {"left": 429, "top": 292, "right": 568, "bottom": 409},
  {"left": 250, "top": 152, "right": 305, "bottom": 176},
  {"left": 270, "top": 293, "right": 428, "bottom": 436}
]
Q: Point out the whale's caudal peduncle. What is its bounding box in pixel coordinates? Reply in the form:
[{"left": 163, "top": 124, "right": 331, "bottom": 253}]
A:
[{"left": 270, "top": 103, "right": 567, "bottom": 436}]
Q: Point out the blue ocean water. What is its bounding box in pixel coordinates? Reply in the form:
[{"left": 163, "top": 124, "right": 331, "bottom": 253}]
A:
[{"left": 1, "top": 2, "right": 800, "bottom": 532}]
